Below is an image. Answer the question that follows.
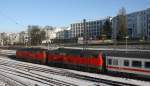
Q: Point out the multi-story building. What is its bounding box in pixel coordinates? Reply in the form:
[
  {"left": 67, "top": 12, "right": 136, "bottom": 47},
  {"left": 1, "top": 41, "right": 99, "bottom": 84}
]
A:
[
  {"left": 42, "top": 26, "right": 63, "bottom": 44},
  {"left": 0, "top": 37, "right": 1, "bottom": 46},
  {"left": 43, "top": 26, "right": 57, "bottom": 40},
  {"left": 0, "top": 32, "right": 20, "bottom": 45},
  {"left": 112, "top": 16, "right": 118, "bottom": 40},
  {"left": 112, "top": 8, "right": 150, "bottom": 40},
  {"left": 127, "top": 11, "right": 146, "bottom": 38},
  {"left": 146, "top": 8, "right": 150, "bottom": 40},
  {"left": 8, "top": 33, "right": 20, "bottom": 45},
  {"left": 0, "top": 32, "right": 9, "bottom": 45},
  {"left": 56, "top": 27, "right": 70, "bottom": 39},
  {"left": 56, "top": 30, "right": 69, "bottom": 39},
  {"left": 19, "top": 31, "right": 28, "bottom": 45},
  {"left": 0, "top": 32, "right": 8, "bottom": 46},
  {"left": 70, "top": 17, "right": 111, "bottom": 39}
]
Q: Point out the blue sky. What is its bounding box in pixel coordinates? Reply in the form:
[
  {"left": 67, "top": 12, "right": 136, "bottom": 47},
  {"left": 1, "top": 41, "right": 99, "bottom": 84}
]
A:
[{"left": 0, "top": 0, "right": 150, "bottom": 32}]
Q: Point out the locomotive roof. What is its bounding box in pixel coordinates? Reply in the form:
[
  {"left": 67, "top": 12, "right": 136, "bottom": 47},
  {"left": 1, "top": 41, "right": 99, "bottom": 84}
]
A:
[
  {"left": 18, "top": 48, "right": 47, "bottom": 51},
  {"left": 102, "top": 50, "right": 150, "bottom": 59},
  {"left": 49, "top": 48, "right": 100, "bottom": 56}
]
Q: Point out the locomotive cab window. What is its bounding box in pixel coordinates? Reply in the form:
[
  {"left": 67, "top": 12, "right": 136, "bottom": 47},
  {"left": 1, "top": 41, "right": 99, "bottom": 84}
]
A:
[
  {"left": 145, "top": 62, "right": 150, "bottom": 68},
  {"left": 124, "top": 60, "right": 129, "bottom": 66},
  {"left": 132, "top": 61, "right": 142, "bottom": 68}
]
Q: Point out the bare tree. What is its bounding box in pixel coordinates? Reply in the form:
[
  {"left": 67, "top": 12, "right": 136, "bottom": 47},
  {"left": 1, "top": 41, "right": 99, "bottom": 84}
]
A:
[
  {"left": 117, "top": 7, "right": 127, "bottom": 40},
  {"left": 28, "top": 25, "right": 46, "bottom": 46}
]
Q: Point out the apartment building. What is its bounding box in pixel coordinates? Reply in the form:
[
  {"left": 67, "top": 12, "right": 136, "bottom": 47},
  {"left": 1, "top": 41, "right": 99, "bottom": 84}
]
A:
[
  {"left": 56, "top": 27, "right": 70, "bottom": 39},
  {"left": 70, "top": 18, "right": 111, "bottom": 39},
  {"left": 112, "top": 8, "right": 150, "bottom": 40}
]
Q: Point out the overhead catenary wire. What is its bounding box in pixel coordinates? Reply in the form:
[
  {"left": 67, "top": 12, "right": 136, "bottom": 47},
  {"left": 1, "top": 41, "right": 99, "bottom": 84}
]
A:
[{"left": 0, "top": 10, "right": 26, "bottom": 28}]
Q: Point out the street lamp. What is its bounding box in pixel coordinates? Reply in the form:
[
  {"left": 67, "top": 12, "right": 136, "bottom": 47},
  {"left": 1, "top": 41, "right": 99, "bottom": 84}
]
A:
[{"left": 125, "top": 36, "right": 129, "bottom": 53}]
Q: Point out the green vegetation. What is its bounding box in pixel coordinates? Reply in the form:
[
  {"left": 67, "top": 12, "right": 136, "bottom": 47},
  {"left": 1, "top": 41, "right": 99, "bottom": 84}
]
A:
[{"left": 102, "top": 18, "right": 112, "bottom": 40}]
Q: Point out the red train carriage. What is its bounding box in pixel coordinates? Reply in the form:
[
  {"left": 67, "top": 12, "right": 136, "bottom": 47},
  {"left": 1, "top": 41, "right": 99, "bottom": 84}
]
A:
[{"left": 47, "top": 48, "right": 104, "bottom": 72}]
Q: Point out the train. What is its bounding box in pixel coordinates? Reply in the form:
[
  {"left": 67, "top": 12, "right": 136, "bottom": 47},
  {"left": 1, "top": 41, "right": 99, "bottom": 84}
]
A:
[{"left": 16, "top": 47, "right": 150, "bottom": 79}]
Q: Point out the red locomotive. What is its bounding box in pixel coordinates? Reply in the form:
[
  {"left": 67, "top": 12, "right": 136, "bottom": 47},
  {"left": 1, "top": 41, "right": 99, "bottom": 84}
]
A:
[{"left": 16, "top": 48, "right": 47, "bottom": 64}]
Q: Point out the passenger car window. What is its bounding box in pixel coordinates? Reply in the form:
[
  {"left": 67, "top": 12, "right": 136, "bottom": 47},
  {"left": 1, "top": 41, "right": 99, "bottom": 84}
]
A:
[
  {"left": 124, "top": 60, "right": 129, "bottom": 66},
  {"left": 132, "top": 61, "right": 142, "bottom": 68},
  {"left": 113, "top": 59, "right": 118, "bottom": 65},
  {"left": 145, "top": 62, "right": 150, "bottom": 68}
]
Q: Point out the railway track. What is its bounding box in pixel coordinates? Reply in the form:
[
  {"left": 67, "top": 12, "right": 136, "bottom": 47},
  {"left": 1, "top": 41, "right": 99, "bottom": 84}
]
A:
[
  {"left": 0, "top": 59, "right": 79, "bottom": 85},
  {"left": 0, "top": 66, "right": 77, "bottom": 86},
  {"left": 0, "top": 73, "right": 28, "bottom": 86},
  {"left": 0, "top": 57, "right": 138, "bottom": 86}
]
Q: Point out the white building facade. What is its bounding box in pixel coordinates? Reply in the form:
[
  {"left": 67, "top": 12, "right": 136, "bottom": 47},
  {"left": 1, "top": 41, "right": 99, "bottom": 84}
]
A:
[
  {"left": 8, "top": 33, "right": 20, "bottom": 45},
  {"left": 112, "top": 8, "right": 150, "bottom": 40},
  {"left": 19, "top": 31, "right": 28, "bottom": 45},
  {"left": 0, "top": 32, "right": 20, "bottom": 46},
  {"left": 42, "top": 26, "right": 64, "bottom": 43}
]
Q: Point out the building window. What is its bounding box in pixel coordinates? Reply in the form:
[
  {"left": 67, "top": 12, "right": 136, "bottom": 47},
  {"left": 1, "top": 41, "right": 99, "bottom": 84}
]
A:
[
  {"left": 113, "top": 59, "right": 118, "bottom": 65},
  {"left": 144, "top": 23, "right": 146, "bottom": 27},
  {"left": 132, "top": 61, "right": 142, "bottom": 68},
  {"left": 124, "top": 60, "right": 129, "bottom": 66},
  {"left": 145, "top": 62, "right": 150, "bottom": 68},
  {"left": 108, "top": 59, "right": 112, "bottom": 65},
  {"left": 133, "top": 24, "right": 135, "bottom": 28}
]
